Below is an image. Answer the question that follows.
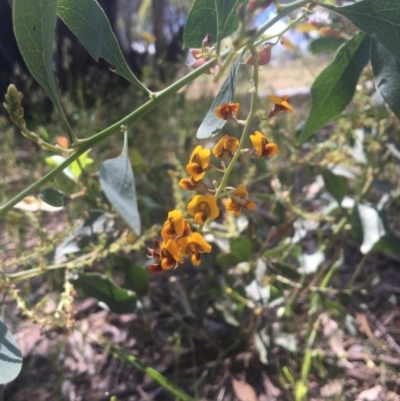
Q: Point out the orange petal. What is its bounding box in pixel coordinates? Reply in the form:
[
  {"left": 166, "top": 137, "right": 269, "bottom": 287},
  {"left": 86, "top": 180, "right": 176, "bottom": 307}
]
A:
[{"left": 263, "top": 143, "right": 279, "bottom": 157}]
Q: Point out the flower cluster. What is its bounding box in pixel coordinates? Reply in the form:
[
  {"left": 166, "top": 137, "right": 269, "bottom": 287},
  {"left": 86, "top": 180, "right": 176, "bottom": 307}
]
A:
[
  {"left": 148, "top": 97, "right": 291, "bottom": 273},
  {"left": 147, "top": 210, "right": 212, "bottom": 273}
]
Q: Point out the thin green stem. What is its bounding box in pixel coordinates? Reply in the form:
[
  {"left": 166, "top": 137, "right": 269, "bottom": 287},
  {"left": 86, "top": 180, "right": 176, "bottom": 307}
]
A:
[{"left": 215, "top": 43, "right": 259, "bottom": 198}]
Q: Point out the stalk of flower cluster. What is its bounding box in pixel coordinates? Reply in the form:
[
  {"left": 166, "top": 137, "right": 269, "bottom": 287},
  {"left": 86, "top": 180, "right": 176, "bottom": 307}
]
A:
[{"left": 214, "top": 43, "right": 259, "bottom": 200}]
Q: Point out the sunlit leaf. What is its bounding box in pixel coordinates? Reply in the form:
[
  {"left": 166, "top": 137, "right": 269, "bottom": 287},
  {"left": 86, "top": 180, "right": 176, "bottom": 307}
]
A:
[
  {"left": 197, "top": 55, "right": 242, "bottom": 138},
  {"left": 45, "top": 151, "right": 93, "bottom": 181},
  {"left": 299, "top": 33, "right": 370, "bottom": 143},
  {"left": 0, "top": 321, "right": 23, "bottom": 384},
  {"left": 183, "top": 0, "right": 242, "bottom": 48},
  {"left": 39, "top": 188, "right": 64, "bottom": 207},
  {"left": 356, "top": 203, "right": 386, "bottom": 254},
  {"left": 70, "top": 150, "right": 94, "bottom": 179},
  {"left": 99, "top": 132, "right": 141, "bottom": 235},
  {"left": 74, "top": 272, "right": 138, "bottom": 314},
  {"left": 324, "top": 0, "right": 400, "bottom": 60},
  {"left": 371, "top": 39, "right": 400, "bottom": 119},
  {"left": 322, "top": 169, "right": 347, "bottom": 204},
  {"left": 13, "top": 0, "right": 65, "bottom": 118},
  {"left": 57, "top": 0, "right": 148, "bottom": 91},
  {"left": 298, "top": 250, "right": 325, "bottom": 274}
]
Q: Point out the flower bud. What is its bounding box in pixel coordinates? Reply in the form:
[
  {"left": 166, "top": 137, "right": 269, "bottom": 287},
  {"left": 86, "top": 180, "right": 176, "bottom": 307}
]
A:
[
  {"left": 202, "top": 33, "right": 211, "bottom": 48},
  {"left": 246, "top": 43, "right": 272, "bottom": 66}
]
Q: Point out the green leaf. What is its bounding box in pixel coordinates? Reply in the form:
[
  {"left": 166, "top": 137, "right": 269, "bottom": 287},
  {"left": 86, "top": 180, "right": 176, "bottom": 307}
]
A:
[
  {"left": 309, "top": 37, "right": 346, "bottom": 55},
  {"left": 230, "top": 236, "right": 253, "bottom": 261},
  {"left": 324, "top": 0, "right": 400, "bottom": 60},
  {"left": 322, "top": 169, "right": 347, "bottom": 204},
  {"left": 39, "top": 188, "right": 64, "bottom": 207},
  {"left": 183, "top": 0, "right": 241, "bottom": 48},
  {"left": 299, "top": 33, "right": 370, "bottom": 143},
  {"left": 371, "top": 39, "right": 400, "bottom": 119},
  {"left": 45, "top": 151, "right": 93, "bottom": 181},
  {"left": 0, "top": 320, "right": 23, "bottom": 384},
  {"left": 70, "top": 150, "right": 94, "bottom": 179},
  {"left": 117, "top": 257, "right": 149, "bottom": 297},
  {"left": 13, "top": 0, "right": 65, "bottom": 117},
  {"left": 197, "top": 55, "right": 241, "bottom": 138},
  {"left": 99, "top": 132, "right": 141, "bottom": 235},
  {"left": 57, "top": 0, "right": 148, "bottom": 92},
  {"left": 74, "top": 272, "right": 138, "bottom": 314},
  {"left": 216, "top": 252, "right": 242, "bottom": 268}
]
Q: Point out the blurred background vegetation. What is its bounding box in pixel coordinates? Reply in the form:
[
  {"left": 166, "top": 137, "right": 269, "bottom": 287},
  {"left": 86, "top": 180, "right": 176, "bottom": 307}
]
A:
[{"left": 1, "top": 1, "right": 400, "bottom": 400}]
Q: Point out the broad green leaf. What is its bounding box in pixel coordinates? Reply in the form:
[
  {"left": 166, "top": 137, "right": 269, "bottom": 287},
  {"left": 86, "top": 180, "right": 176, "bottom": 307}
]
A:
[
  {"left": 215, "top": 0, "right": 239, "bottom": 44},
  {"left": 309, "top": 37, "right": 346, "bottom": 55},
  {"left": 324, "top": 0, "right": 400, "bottom": 60},
  {"left": 74, "top": 272, "right": 138, "bottom": 314},
  {"left": 13, "top": 0, "right": 65, "bottom": 117},
  {"left": 322, "top": 169, "right": 347, "bottom": 204},
  {"left": 39, "top": 188, "right": 64, "bottom": 207},
  {"left": 57, "top": 0, "right": 148, "bottom": 91},
  {"left": 299, "top": 33, "right": 370, "bottom": 143},
  {"left": 230, "top": 236, "right": 253, "bottom": 261},
  {"left": 99, "top": 132, "right": 141, "bottom": 235},
  {"left": 117, "top": 257, "right": 149, "bottom": 297},
  {"left": 0, "top": 320, "right": 23, "bottom": 384},
  {"left": 371, "top": 40, "right": 400, "bottom": 119},
  {"left": 184, "top": 0, "right": 241, "bottom": 48},
  {"left": 216, "top": 252, "right": 242, "bottom": 268},
  {"left": 197, "top": 55, "right": 241, "bottom": 138}
]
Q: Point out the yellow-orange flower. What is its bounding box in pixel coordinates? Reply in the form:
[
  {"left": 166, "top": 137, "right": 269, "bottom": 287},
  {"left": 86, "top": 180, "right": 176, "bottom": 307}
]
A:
[
  {"left": 250, "top": 131, "right": 279, "bottom": 157},
  {"left": 215, "top": 103, "right": 240, "bottom": 120},
  {"left": 225, "top": 186, "right": 256, "bottom": 216},
  {"left": 161, "top": 209, "right": 191, "bottom": 240},
  {"left": 179, "top": 177, "right": 202, "bottom": 191},
  {"left": 160, "top": 239, "right": 182, "bottom": 270},
  {"left": 187, "top": 194, "right": 219, "bottom": 225},
  {"left": 268, "top": 94, "right": 293, "bottom": 114},
  {"left": 177, "top": 232, "right": 212, "bottom": 265},
  {"left": 186, "top": 145, "right": 210, "bottom": 182},
  {"left": 212, "top": 135, "right": 239, "bottom": 158}
]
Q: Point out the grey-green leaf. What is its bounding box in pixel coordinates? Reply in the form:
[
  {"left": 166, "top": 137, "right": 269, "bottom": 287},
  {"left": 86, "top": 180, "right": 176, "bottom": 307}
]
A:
[
  {"left": 197, "top": 55, "right": 241, "bottom": 138},
  {"left": 184, "top": 0, "right": 240, "bottom": 48},
  {"left": 299, "top": 33, "right": 370, "bottom": 143},
  {"left": 39, "top": 188, "right": 64, "bottom": 207},
  {"left": 324, "top": 0, "right": 400, "bottom": 60},
  {"left": 13, "top": 0, "right": 65, "bottom": 117},
  {"left": 322, "top": 169, "right": 347, "bottom": 204},
  {"left": 0, "top": 321, "right": 23, "bottom": 384},
  {"left": 57, "top": 0, "right": 148, "bottom": 92},
  {"left": 371, "top": 39, "right": 400, "bottom": 120},
  {"left": 99, "top": 132, "right": 141, "bottom": 235},
  {"left": 74, "top": 272, "right": 138, "bottom": 314}
]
